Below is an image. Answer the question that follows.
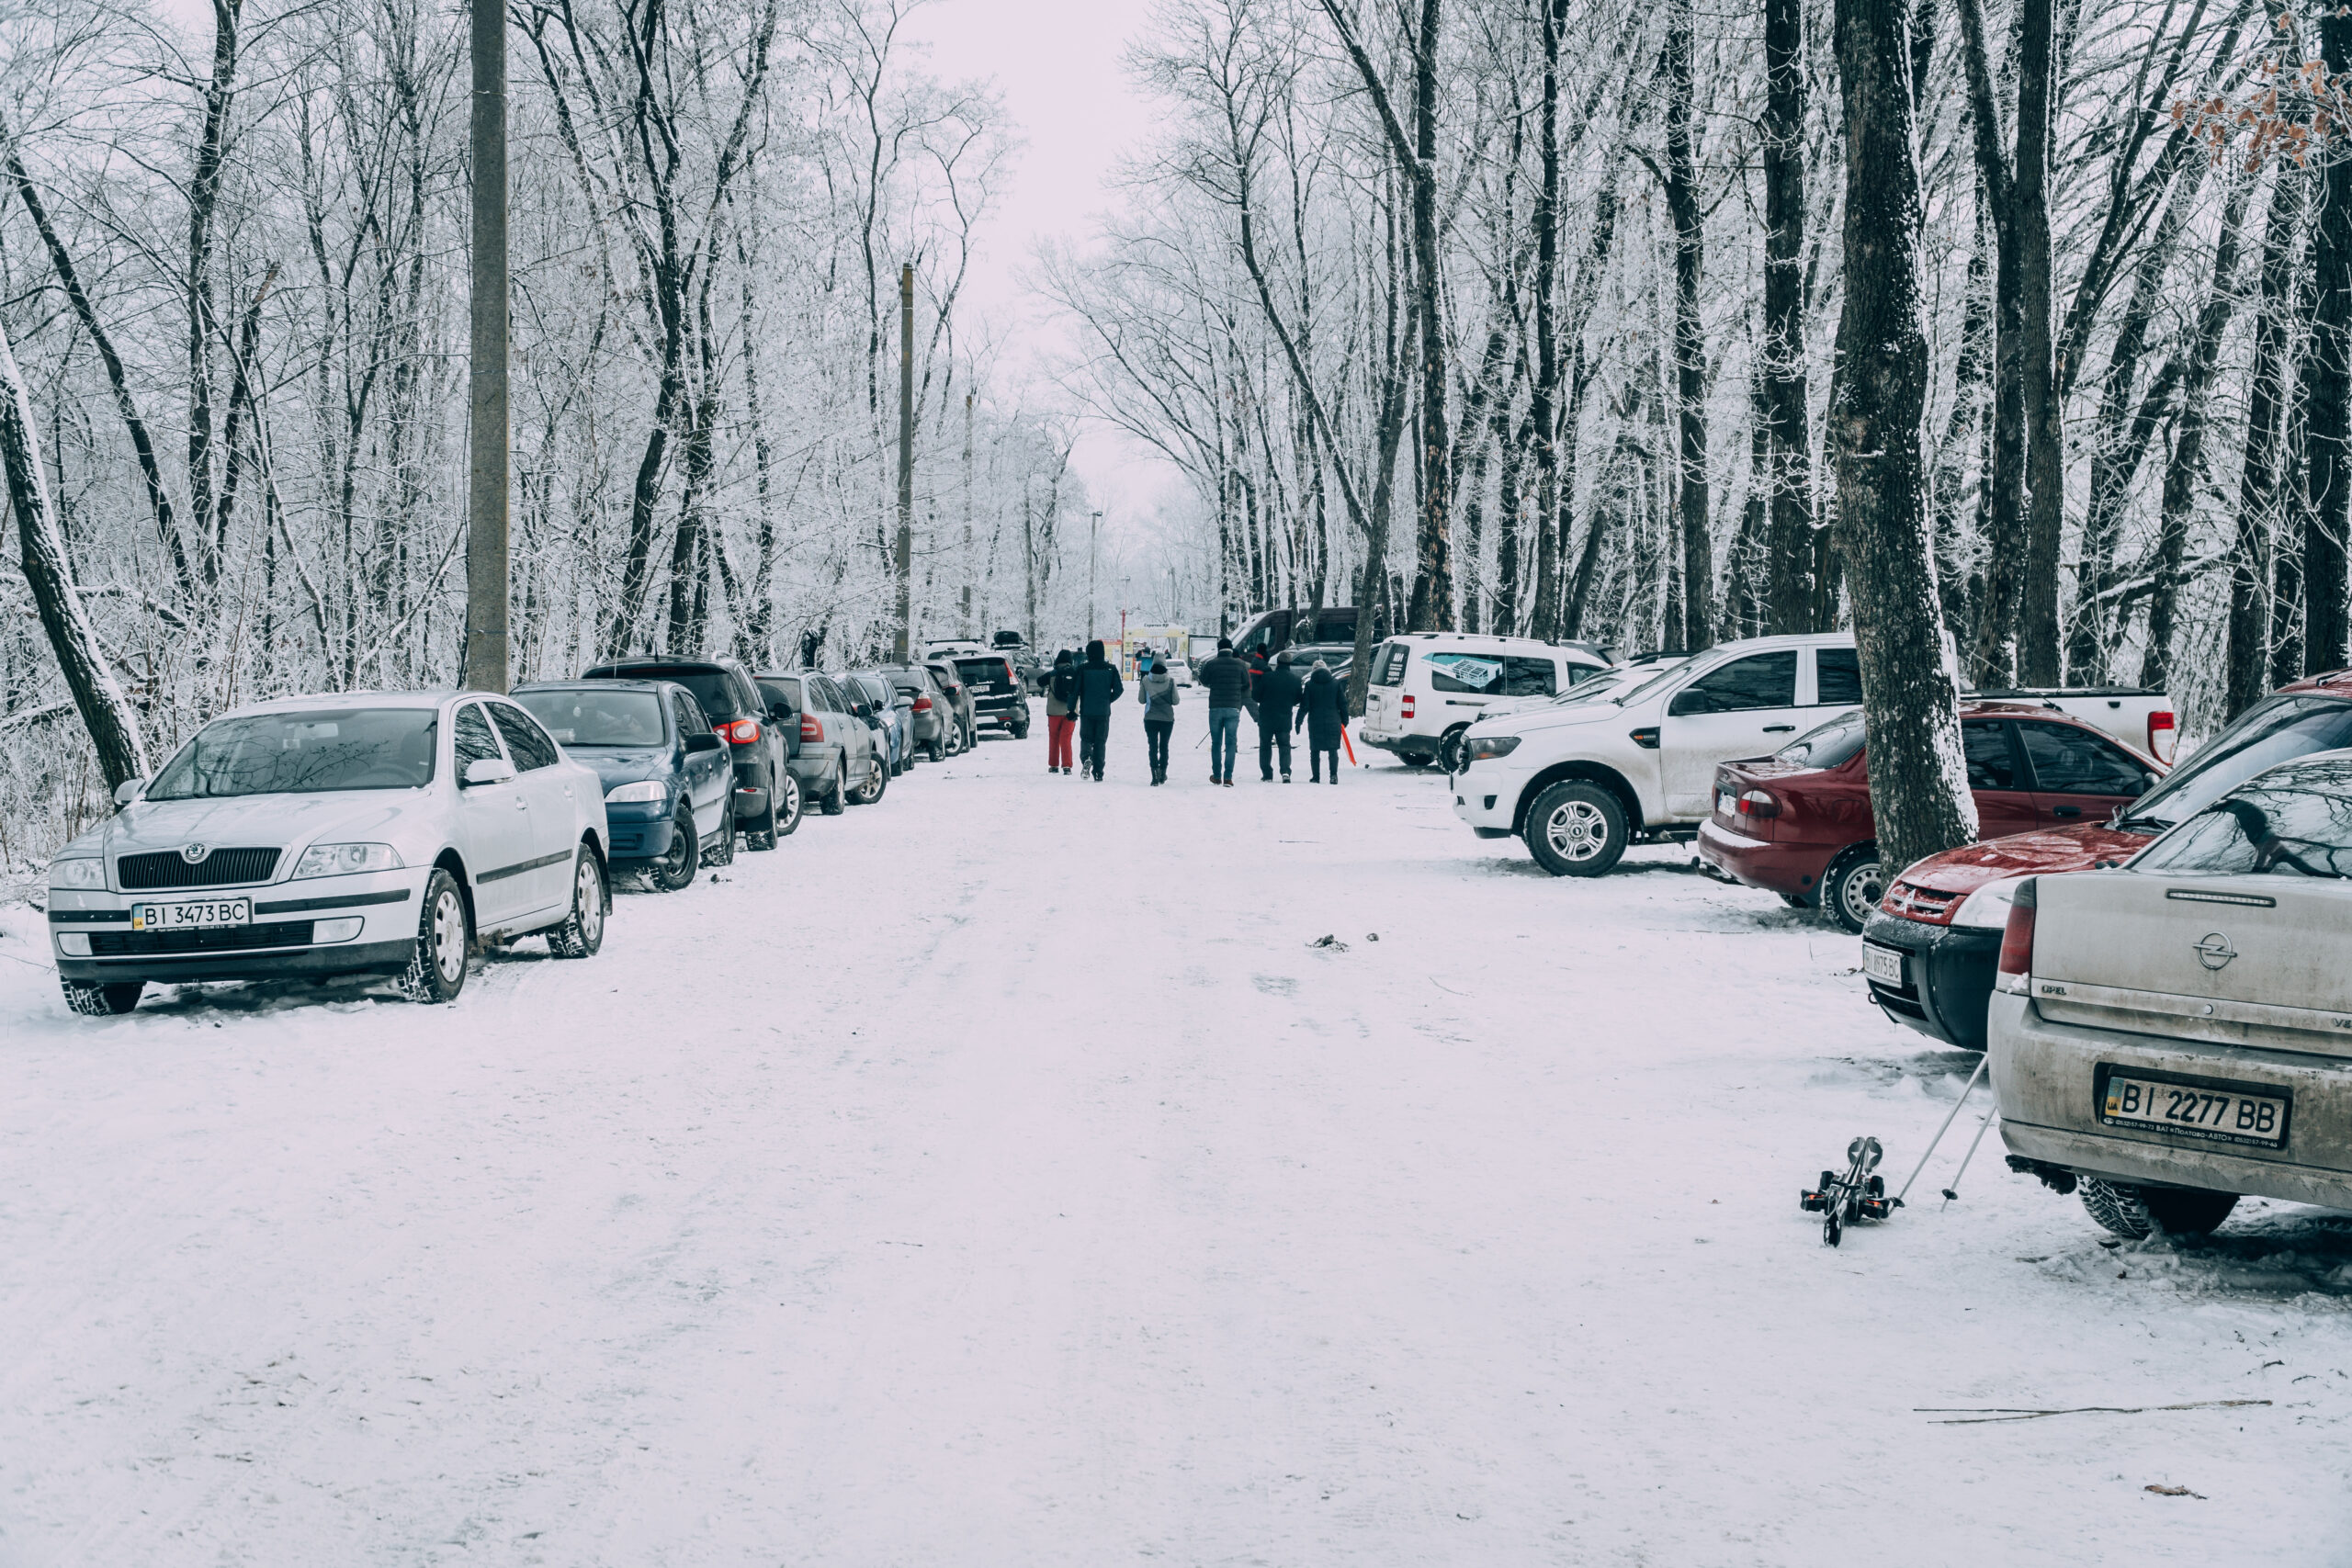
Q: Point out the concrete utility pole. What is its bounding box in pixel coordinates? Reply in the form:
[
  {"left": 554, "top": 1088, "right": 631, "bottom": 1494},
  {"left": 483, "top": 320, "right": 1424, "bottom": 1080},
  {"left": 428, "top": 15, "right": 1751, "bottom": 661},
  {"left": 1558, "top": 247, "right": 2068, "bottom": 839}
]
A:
[
  {"left": 893, "top": 263, "right": 915, "bottom": 662},
  {"left": 462, "top": 0, "right": 508, "bottom": 694},
  {"left": 1088, "top": 508, "right": 1102, "bottom": 642}
]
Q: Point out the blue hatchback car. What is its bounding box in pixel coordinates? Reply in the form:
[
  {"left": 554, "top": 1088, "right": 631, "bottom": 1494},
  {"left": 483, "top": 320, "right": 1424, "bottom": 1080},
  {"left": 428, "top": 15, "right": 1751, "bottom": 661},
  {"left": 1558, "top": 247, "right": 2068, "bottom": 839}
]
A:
[{"left": 512, "top": 680, "right": 734, "bottom": 890}]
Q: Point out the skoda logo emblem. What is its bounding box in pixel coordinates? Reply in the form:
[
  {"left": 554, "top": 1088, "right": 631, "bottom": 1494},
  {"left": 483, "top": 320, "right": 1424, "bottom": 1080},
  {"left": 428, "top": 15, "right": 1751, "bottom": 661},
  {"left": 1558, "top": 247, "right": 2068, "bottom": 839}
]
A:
[
  {"left": 180, "top": 843, "right": 210, "bottom": 864},
  {"left": 2193, "top": 931, "right": 2237, "bottom": 971}
]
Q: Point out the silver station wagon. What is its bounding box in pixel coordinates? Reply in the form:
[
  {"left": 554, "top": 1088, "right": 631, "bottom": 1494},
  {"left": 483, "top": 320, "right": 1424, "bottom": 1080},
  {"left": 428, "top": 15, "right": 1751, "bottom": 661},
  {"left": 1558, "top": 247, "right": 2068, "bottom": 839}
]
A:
[
  {"left": 45, "top": 691, "right": 612, "bottom": 1017},
  {"left": 1990, "top": 750, "right": 2352, "bottom": 1238}
]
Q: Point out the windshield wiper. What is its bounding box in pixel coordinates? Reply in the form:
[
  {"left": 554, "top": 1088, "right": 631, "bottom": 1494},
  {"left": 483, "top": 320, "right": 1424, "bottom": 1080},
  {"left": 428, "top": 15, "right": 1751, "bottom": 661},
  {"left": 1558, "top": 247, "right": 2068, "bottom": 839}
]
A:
[{"left": 2111, "top": 814, "right": 2171, "bottom": 832}]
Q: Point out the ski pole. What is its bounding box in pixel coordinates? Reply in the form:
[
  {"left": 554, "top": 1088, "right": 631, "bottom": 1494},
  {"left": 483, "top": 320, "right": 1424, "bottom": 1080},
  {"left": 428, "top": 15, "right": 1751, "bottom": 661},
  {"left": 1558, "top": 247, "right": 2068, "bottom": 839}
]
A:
[
  {"left": 1941, "top": 1103, "right": 2000, "bottom": 1207},
  {"left": 1894, "top": 1053, "right": 1989, "bottom": 1207},
  {"left": 1341, "top": 724, "right": 1358, "bottom": 766}
]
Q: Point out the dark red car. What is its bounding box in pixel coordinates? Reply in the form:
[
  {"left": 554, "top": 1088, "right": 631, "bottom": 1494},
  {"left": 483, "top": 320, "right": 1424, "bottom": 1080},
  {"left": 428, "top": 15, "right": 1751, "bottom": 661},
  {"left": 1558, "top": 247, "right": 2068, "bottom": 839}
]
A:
[
  {"left": 1697, "top": 703, "right": 2160, "bottom": 934},
  {"left": 1862, "top": 671, "right": 2352, "bottom": 1050}
]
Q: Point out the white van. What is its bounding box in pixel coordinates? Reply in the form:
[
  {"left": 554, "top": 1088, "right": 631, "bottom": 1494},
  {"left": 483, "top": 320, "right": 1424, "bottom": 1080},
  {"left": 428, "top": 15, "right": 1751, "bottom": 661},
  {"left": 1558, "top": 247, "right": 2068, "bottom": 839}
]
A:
[{"left": 1360, "top": 634, "right": 1615, "bottom": 769}]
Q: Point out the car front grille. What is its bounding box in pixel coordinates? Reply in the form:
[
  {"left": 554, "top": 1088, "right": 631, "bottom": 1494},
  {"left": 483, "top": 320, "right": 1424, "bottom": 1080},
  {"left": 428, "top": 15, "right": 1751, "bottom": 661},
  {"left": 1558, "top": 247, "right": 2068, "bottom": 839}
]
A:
[
  {"left": 1883, "top": 880, "right": 1959, "bottom": 924},
  {"left": 117, "top": 848, "right": 281, "bottom": 890},
  {"left": 88, "top": 920, "right": 314, "bottom": 956}
]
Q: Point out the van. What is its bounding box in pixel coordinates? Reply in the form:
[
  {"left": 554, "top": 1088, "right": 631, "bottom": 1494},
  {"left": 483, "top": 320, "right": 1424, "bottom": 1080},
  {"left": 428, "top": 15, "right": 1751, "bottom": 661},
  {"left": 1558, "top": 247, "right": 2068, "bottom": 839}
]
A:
[
  {"left": 1229, "top": 605, "right": 1357, "bottom": 660},
  {"left": 1360, "top": 634, "right": 1615, "bottom": 769}
]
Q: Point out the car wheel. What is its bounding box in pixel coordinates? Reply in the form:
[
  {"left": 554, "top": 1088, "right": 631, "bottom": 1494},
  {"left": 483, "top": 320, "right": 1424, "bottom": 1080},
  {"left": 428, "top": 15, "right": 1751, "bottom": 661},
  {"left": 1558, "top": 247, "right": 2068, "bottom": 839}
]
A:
[
  {"left": 651, "top": 806, "right": 698, "bottom": 890},
  {"left": 1399, "top": 748, "right": 1437, "bottom": 770},
  {"left": 772, "top": 771, "right": 803, "bottom": 837},
  {"left": 851, "top": 759, "right": 887, "bottom": 805},
  {"left": 820, "top": 766, "right": 847, "bottom": 815},
  {"left": 398, "top": 868, "right": 469, "bottom": 1004},
  {"left": 1821, "top": 843, "right": 1884, "bottom": 934},
  {"left": 1012, "top": 722, "right": 1029, "bottom": 740},
  {"left": 547, "top": 849, "right": 607, "bottom": 958},
  {"left": 700, "top": 814, "right": 737, "bottom": 867},
  {"left": 744, "top": 775, "right": 779, "bottom": 851},
  {"left": 1524, "top": 781, "right": 1629, "bottom": 877},
  {"left": 1438, "top": 725, "right": 1471, "bottom": 774},
  {"left": 928, "top": 737, "right": 944, "bottom": 762},
  {"left": 2079, "top": 1179, "right": 2240, "bottom": 1239},
  {"left": 61, "top": 978, "right": 143, "bottom": 1017}
]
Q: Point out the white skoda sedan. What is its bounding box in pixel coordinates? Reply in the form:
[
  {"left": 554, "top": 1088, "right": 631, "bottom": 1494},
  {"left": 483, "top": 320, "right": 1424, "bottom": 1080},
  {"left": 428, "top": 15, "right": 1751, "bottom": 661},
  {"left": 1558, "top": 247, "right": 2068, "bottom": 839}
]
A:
[{"left": 46, "top": 691, "right": 612, "bottom": 1016}]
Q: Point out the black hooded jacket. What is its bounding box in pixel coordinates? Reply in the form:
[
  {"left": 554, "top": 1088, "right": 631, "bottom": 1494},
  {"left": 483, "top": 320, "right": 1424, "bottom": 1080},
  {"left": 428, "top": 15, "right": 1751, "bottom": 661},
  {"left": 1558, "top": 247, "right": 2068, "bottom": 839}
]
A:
[
  {"left": 1075, "top": 647, "right": 1125, "bottom": 716},
  {"left": 1254, "top": 661, "right": 1304, "bottom": 728},
  {"left": 1296, "top": 666, "right": 1346, "bottom": 748}
]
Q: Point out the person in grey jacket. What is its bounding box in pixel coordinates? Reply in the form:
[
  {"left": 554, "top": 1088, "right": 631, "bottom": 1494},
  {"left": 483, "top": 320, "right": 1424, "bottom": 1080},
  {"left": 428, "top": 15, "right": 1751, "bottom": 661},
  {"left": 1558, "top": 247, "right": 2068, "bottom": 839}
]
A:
[{"left": 1137, "top": 656, "right": 1180, "bottom": 784}]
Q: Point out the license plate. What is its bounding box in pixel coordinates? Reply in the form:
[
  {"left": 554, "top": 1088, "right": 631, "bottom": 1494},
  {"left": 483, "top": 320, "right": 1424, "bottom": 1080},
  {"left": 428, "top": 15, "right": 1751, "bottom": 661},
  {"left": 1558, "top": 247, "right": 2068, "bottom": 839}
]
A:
[
  {"left": 1860, "top": 942, "right": 1905, "bottom": 987},
  {"left": 1717, "top": 790, "right": 1737, "bottom": 819},
  {"left": 130, "top": 898, "right": 252, "bottom": 931},
  {"left": 2100, "top": 1073, "right": 2290, "bottom": 1149}
]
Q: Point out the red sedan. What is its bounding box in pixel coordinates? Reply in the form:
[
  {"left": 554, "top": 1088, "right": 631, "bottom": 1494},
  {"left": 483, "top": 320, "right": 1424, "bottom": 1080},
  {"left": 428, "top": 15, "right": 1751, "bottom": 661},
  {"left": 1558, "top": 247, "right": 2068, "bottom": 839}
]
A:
[{"left": 1695, "top": 703, "right": 2162, "bottom": 932}]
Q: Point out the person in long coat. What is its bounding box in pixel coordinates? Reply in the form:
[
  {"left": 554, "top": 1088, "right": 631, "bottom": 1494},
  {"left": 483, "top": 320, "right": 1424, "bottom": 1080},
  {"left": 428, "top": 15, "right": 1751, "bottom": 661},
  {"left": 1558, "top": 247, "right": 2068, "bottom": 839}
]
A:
[{"left": 1295, "top": 660, "right": 1346, "bottom": 784}]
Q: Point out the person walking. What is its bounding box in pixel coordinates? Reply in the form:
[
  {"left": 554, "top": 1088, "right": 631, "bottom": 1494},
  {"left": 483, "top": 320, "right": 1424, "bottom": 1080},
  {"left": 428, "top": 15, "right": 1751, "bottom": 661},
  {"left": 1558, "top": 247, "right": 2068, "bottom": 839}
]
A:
[
  {"left": 1253, "top": 651, "right": 1303, "bottom": 782},
  {"left": 1045, "top": 649, "right": 1079, "bottom": 775},
  {"left": 1137, "top": 654, "right": 1179, "bottom": 784},
  {"left": 1296, "top": 658, "right": 1346, "bottom": 784},
  {"left": 1074, "top": 638, "right": 1125, "bottom": 781},
  {"left": 1197, "top": 637, "right": 1251, "bottom": 786}
]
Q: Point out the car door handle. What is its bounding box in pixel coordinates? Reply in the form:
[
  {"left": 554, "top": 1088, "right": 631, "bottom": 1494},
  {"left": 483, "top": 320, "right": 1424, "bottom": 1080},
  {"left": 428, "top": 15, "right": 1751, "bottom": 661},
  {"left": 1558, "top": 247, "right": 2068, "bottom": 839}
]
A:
[
  {"left": 514, "top": 794, "right": 529, "bottom": 811},
  {"left": 2052, "top": 805, "right": 2083, "bottom": 818},
  {"left": 1762, "top": 724, "right": 1796, "bottom": 733}
]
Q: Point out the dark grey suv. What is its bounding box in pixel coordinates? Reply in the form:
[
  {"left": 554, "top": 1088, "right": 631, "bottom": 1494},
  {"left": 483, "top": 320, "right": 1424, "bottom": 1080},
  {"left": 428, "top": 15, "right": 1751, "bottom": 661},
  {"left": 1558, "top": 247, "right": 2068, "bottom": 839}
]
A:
[
  {"left": 948, "top": 652, "right": 1032, "bottom": 739},
  {"left": 581, "top": 657, "right": 791, "bottom": 850}
]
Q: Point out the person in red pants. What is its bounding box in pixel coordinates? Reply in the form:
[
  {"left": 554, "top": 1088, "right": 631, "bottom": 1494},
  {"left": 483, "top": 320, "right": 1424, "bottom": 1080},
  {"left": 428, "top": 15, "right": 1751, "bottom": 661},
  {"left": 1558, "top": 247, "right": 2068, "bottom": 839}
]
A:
[{"left": 1045, "top": 649, "right": 1079, "bottom": 774}]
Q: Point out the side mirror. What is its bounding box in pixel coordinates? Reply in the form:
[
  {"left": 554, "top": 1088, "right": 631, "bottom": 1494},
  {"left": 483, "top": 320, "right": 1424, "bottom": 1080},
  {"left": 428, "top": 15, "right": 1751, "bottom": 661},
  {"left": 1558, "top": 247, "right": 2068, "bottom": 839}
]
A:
[
  {"left": 463, "top": 757, "right": 517, "bottom": 786},
  {"left": 113, "top": 776, "right": 146, "bottom": 808},
  {"left": 685, "top": 731, "right": 724, "bottom": 753}
]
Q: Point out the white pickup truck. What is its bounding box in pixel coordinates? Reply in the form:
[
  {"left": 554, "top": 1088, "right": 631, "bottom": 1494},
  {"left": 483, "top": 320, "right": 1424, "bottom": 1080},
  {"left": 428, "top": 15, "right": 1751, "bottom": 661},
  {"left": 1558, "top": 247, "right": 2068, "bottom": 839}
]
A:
[{"left": 1448, "top": 633, "right": 2174, "bottom": 877}]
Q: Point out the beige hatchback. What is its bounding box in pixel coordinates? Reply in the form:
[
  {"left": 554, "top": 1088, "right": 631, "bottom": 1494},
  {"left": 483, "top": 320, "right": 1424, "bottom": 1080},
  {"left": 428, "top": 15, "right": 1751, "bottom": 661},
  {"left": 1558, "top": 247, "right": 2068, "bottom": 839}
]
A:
[{"left": 1988, "top": 750, "right": 2352, "bottom": 1239}]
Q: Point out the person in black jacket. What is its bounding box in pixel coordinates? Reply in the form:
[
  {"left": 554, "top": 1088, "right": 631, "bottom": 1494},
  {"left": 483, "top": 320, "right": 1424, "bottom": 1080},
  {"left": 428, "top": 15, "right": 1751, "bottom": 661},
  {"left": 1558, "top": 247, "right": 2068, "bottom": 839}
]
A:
[
  {"left": 1196, "top": 637, "right": 1253, "bottom": 786},
  {"left": 1295, "top": 659, "right": 1347, "bottom": 783},
  {"left": 1073, "top": 639, "right": 1125, "bottom": 780},
  {"left": 1253, "top": 653, "right": 1304, "bottom": 781}
]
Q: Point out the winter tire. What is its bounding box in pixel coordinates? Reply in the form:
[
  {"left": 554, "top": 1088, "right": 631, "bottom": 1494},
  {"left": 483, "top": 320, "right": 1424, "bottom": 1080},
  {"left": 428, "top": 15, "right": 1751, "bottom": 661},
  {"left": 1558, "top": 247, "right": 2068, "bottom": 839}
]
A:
[
  {"left": 652, "top": 806, "right": 698, "bottom": 891},
  {"left": 398, "top": 868, "right": 469, "bottom": 1004},
  {"left": 928, "top": 737, "right": 945, "bottom": 762},
  {"left": 1524, "top": 780, "right": 1629, "bottom": 877},
  {"left": 547, "top": 848, "right": 607, "bottom": 959},
  {"left": 744, "top": 788, "right": 779, "bottom": 852},
  {"left": 851, "top": 759, "right": 887, "bottom": 805},
  {"left": 62, "top": 978, "right": 143, "bottom": 1017},
  {"left": 2079, "top": 1179, "right": 2239, "bottom": 1240},
  {"left": 1399, "top": 749, "right": 1437, "bottom": 770},
  {"left": 1438, "top": 725, "right": 1472, "bottom": 775},
  {"left": 1821, "top": 843, "right": 1885, "bottom": 934},
  {"left": 820, "top": 769, "right": 847, "bottom": 815},
  {"left": 700, "top": 812, "right": 737, "bottom": 867},
  {"left": 772, "top": 772, "right": 803, "bottom": 837},
  {"left": 1012, "top": 722, "right": 1029, "bottom": 740}
]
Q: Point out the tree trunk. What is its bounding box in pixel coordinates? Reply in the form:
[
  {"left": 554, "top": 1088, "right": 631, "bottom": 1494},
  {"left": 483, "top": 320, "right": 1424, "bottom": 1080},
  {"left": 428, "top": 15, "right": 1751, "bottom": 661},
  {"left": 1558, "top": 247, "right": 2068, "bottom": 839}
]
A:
[
  {"left": 2015, "top": 0, "right": 2064, "bottom": 683},
  {"left": 1954, "top": 0, "right": 2026, "bottom": 684},
  {"left": 0, "top": 324, "right": 150, "bottom": 789},
  {"left": 1405, "top": 0, "right": 1452, "bottom": 630},
  {"left": 1526, "top": 0, "right": 1565, "bottom": 638},
  {"left": 1760, "top": 0, "right": 1816, "bottom": 634},
  {"left": 2302, "top": 8, "right": 2352, "bottom": 674},
  {"left": 2227, "top": 164, "right": 2307, "bottom": 720},
  {"left": 1664, "top": 0, "right": 1714, "bottom": 650},
  {"left": 1830, "top": 0, "right": 1978, "bottom": 871}
]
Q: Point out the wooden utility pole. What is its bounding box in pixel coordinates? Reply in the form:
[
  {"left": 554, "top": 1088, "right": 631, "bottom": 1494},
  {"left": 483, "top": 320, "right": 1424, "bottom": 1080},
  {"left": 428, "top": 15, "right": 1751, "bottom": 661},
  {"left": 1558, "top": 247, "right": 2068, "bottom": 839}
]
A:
[
  {"left": 462, "top": 0, "right": 508, "bottom": 694},
  {"left": 893, "top": 263, "right": 914, "bottom": 662}
]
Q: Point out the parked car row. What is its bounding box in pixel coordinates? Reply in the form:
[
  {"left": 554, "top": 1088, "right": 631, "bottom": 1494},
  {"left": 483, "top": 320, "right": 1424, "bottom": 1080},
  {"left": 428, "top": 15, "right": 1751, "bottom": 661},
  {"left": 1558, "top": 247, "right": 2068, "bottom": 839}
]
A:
[{"left": 41, "top": 649, "right": 997, "bottom": 1019}]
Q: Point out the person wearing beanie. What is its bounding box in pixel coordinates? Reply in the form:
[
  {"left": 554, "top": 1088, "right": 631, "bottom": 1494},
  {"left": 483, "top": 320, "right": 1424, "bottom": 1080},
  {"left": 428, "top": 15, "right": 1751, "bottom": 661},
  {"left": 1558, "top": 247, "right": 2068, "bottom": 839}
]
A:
[
  {"left": 1197, "top": 637, "right": 1251, "bottom": 786},
  {"left": 1073, "top": 638, "right": 1125, "bottom": 781},
  {"left": 1137, "top": 655, "right": 1180, "bottom": 784},
  {"left": 1296, "top": 658, "right": 1346, "bottom": 784},
  {"left": 1253, "top": 651, "right": 1304, "bottom": 782},
  {"left": 1045, "top": 649, "right": 1080, "bottom": 774}
]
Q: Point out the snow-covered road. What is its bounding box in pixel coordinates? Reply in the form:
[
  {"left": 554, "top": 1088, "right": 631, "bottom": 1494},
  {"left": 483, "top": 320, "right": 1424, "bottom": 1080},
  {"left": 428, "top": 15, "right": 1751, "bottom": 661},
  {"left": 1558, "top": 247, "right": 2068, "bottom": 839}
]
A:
[{"left": 4, "top": 705, "right": 2348, "bottom": 1565}]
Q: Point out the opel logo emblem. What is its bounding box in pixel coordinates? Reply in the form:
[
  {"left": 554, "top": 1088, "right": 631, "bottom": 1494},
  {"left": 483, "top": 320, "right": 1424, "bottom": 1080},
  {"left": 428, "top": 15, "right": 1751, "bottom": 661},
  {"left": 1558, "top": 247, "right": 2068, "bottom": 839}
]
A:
[
  {"left": 2193, "top": 931, "right": 2237, "bottom": 971},
  {"left": 180, "top": 843, "right": 209, "bottom": 864}
]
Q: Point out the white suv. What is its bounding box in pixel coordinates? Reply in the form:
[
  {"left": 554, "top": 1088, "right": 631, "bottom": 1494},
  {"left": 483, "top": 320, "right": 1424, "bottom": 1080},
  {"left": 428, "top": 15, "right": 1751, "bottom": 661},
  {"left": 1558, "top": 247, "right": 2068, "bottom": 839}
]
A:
[
  {"left": 1360, "top": 634, "right": 1615, "bottom": 769},
  {"left": 1451, "top": 633, "right": 1859, "bottom": 875}
]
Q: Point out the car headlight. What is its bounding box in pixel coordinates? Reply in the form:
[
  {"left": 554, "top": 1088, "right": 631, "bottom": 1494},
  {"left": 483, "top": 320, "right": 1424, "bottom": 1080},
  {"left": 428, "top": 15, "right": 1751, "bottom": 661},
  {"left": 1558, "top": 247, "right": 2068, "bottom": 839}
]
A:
[
  {"left": 605, "top": 780, "right": 669, "bottom": 805},
  {"left": 49, "top": 856, "right": 103, "bottom": 890},
  {"left": 1951, "top": 876, "right": 2025, "bottom": 930},
  {"left": 292, "top": 842, "right": 403, "bottom": 879},
  {"left": 1464, "top": 735, "right": 1522, "bottom": 763}
]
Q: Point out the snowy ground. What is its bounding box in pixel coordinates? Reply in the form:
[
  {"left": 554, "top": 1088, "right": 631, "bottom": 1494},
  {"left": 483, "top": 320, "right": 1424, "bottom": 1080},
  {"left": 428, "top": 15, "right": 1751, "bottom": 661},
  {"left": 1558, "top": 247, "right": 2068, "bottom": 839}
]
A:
[{"left": 4, "top": 702, "right": 2350, "bottom": 1565}]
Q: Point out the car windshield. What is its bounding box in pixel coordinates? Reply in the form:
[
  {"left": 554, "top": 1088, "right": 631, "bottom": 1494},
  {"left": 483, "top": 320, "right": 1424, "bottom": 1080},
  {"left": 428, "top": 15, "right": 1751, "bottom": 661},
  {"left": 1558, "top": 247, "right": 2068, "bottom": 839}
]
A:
[
  {"left": 2116, "top": 694, "right": 2352, "bottom": 830},
  {"left": 1776, "top": 709, "right": 1867, "bottom": 769},
  {"left": 147, "top": 707, "right": 437, "bottom": 798},
  {"left": 1611, "top": 660, "right": 1693, "bottom": 707},
  {"left": 1554, "top": 670, "right": 1629, "bottom": 705},
  {"left": 514, "top": 689, "right": 663, "bottom": 748},
  {"left": 2133, "top": 757, "right": 2352, "bottom": 878}
]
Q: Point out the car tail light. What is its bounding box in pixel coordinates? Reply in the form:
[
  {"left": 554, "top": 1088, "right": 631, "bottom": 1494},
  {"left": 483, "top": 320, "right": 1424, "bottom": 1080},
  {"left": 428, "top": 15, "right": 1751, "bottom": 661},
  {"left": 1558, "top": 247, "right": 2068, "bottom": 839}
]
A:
[
  {"left": 912, "top": 695, "right": 933, "bottom": 712},
  {"left": 1401, "top": 694, "right": 1417, "bottom": 719},
  {"left": 716, "top": 718, "right": 761, "bottom": 745},
  {"left": 800, "top": 715, "right": 823, "bottom": 743},
  {"left": 1734, "top": 789, "right": 1780, "bottom": 818},
  {"left": 2148, "top": 709, "right": 2176, "bottom": 761},
  {"left": 1996, "top": 878, "right": 2039, "bottom": 994}
]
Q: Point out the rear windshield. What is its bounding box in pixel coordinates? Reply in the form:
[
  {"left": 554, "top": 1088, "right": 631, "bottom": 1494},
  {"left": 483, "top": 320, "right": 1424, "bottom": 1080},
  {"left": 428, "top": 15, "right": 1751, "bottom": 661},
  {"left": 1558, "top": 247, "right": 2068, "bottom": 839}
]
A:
[
  {"left": 2134, "top": 757, "right": 2352, "bottom": 878},
  {"left": 595, "top": 666, "right": 741, "bottom": 719},
  {"left": 1371, "top": 642, "right": 1408, "bottom": 687},
  {"left": 148, "top": 708, "right": 437, "bottom": 798},
  {"left": 956, "top": 658, "right": 1012, "bottom": 687},
  {"left": 758, "top": 678, "right": 801, "bottom": 713},
  {"left": 1777, "top": 710, "right": 1867, "bottom": 770},
  {"left": 2120, "top": 694, "right": 2352, "bottom": 829},
  {"left": 514, "top": 689, "right": 664, "bottom": 748}
]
